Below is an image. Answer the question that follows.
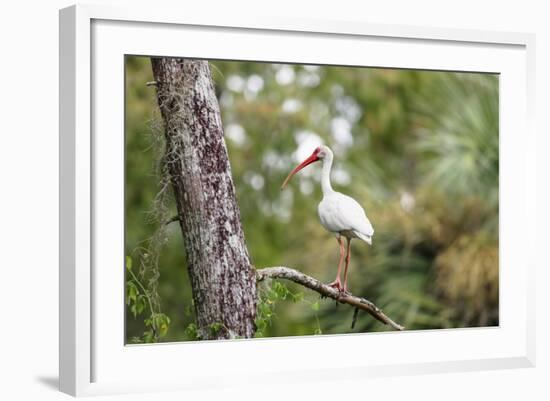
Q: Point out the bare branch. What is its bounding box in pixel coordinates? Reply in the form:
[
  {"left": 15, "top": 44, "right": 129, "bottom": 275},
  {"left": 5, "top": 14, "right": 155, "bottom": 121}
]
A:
[
  {"left": 256, "top": 266, "right": 404, "bottom": 331},
  {"left": 164, "top": 215, "right": 180, "bottom": 226}
]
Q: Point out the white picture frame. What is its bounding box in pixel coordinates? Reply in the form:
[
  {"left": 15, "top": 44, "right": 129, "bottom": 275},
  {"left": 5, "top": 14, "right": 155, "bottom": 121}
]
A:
[{"left": 59, "top": 4, "right": 536, "bottom": 397}]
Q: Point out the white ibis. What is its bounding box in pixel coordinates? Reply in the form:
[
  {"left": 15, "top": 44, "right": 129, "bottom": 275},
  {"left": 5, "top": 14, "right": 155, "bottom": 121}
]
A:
[{"left": 281, "top": 145, "right": 374, "bottom": 293}]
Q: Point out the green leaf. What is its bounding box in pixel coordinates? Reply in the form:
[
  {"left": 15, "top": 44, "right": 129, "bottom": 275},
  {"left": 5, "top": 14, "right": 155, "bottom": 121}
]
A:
[
  {"left": 143, "top": 330, "right": 155, "bottom": 343},
  {"left": 311, "top": 302, "right": 320, "bottom": 312},
  {"left": 153, "top": 313, "right": 171, "bottom": 337},
  {"left": 129, "top": 336, "right": 142, "bottom": 344},
  {"left": 255, "top": 318, "right": 267, "bottom": 332},
  {"left": 126, "top": 281, "right": 138, "bottom": 304},
  {"left": 125, "top": 255, "right": 133, "bottom": 271},
  {"left": 209, "top": 322, "right": 223, "bottom": 336},
  {"left": 291, "top": 292, "right": 304, "bottom": 303},
  {"left": 136, "top": 294, "right": 146, "bottom": 315},
  {"left": 273, "top": 282, "right": 288, "bottom": 300},
  {"left": 130, "top": 303, "right": 137, "bottom": 318},
  {"left": 184, "top": 323, "right": 199, "bottom": 340},
  {"left": 258, "top": 301, "right": 271, "bottom": 318}
]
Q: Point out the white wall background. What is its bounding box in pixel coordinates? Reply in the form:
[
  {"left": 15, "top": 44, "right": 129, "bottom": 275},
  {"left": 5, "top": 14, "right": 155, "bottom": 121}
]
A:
[{"left": 0, "top": 1, "right": 547, "bottom": 400}]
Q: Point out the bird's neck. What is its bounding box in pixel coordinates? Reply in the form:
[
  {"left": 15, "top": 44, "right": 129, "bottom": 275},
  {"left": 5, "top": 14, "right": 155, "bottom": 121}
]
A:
[{"left": 321, "top": 155, "right": 334, "bottom": 196}]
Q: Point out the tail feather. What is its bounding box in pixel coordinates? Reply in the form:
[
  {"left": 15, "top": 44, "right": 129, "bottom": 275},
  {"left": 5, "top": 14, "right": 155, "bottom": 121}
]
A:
[{"left": 353, "top": 230, "right": 373, "bottom": 245}]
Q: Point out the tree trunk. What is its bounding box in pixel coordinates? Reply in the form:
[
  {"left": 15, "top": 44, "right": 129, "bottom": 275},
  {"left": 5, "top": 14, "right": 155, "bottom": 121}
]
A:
[{"left": 151, "top": 58, "right": 256, "bottom": 340}]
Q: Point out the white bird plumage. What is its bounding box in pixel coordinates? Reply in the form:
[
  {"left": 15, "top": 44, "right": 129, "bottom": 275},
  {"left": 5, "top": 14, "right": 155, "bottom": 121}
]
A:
[
  {"left": 281, "top": 145, "right": 374, "bottom": 293},
  {"left": 318, "top": 192, "right": 374, "bottom": 244},
  {"left": 316, "top": 146, "right": 374, "bottom": 244}
]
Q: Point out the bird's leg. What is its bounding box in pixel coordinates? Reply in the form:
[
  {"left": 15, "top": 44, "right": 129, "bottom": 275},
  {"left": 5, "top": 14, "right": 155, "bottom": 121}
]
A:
[
  {"left": 343, "top": 237, "right": 352, "bottom": 294},
  {"left": 328, "top": 236, "right": 345, "bottom": 291}
]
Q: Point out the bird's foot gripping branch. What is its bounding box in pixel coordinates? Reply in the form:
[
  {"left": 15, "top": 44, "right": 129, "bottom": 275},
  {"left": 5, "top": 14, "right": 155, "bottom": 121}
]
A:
[{"left": 256, "top": 266, "right": 405, "bottom": 331}]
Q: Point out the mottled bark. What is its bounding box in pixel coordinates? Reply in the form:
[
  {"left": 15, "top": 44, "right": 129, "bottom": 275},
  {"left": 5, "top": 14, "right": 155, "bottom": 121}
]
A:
[{"left": 151, "top": 58, "right": 256, "bottom": 340}]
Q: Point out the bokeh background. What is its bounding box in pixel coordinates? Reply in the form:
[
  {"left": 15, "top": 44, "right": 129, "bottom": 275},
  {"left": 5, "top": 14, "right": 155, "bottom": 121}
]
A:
[{"left": 125, "top": 55, "right": 499, "bottom": 343}]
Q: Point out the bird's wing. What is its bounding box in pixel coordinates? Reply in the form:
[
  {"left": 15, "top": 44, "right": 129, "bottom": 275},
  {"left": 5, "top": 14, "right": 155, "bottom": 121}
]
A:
[{"left": 333, "top": 192, "right": 374, "bottom": 237}]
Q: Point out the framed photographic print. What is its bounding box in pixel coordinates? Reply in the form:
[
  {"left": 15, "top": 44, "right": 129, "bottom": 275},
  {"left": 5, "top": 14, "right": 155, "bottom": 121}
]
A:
[{"left": 59, "top": 4, "right": 536, "bottom": 396}]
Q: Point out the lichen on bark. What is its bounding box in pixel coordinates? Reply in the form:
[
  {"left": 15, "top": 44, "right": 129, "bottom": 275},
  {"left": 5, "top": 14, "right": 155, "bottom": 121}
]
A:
[{"left": 151, "top": 58, "right": 256, "bottom": 340}]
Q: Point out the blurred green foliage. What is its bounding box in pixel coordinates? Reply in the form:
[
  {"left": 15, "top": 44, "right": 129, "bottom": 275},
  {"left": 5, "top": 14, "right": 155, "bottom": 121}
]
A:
[{"left": 125, "top": 55, "right": 499, "bottom": 342}]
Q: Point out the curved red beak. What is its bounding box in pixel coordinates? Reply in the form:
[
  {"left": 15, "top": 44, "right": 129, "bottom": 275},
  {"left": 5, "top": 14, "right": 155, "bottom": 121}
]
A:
[{"left": 281, "top": 151, "right": 320, "bottom": 190}]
